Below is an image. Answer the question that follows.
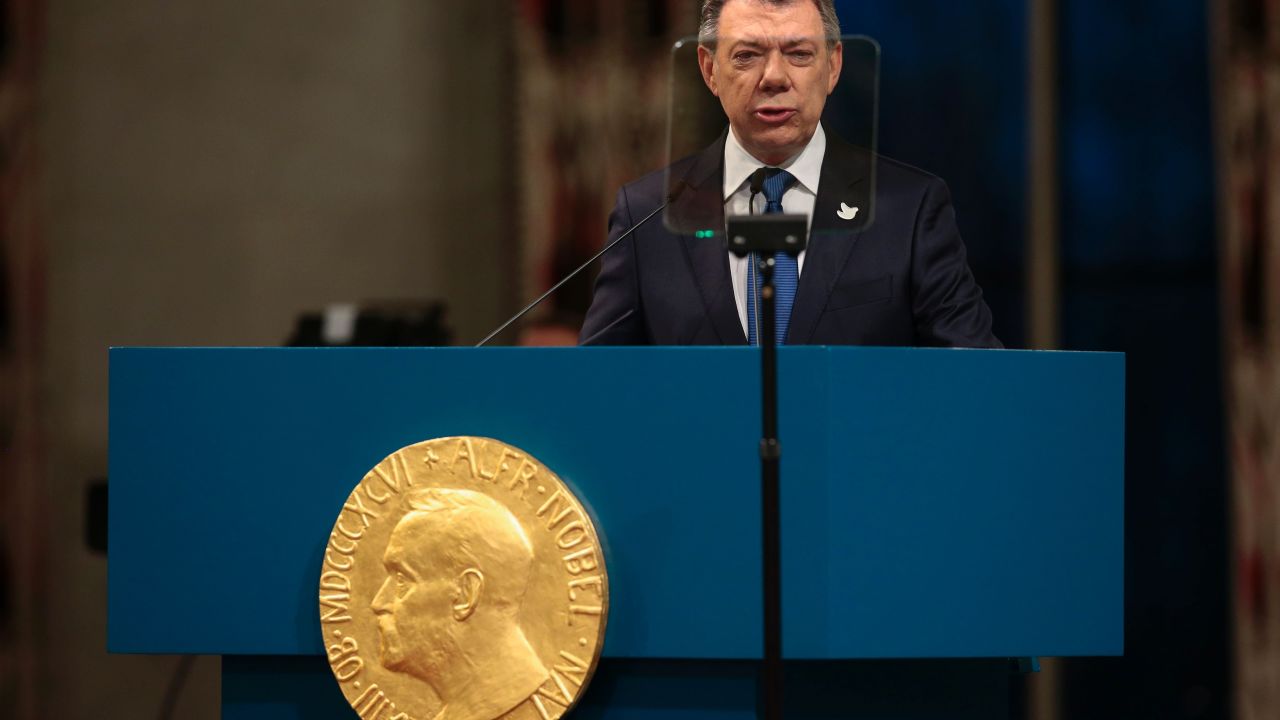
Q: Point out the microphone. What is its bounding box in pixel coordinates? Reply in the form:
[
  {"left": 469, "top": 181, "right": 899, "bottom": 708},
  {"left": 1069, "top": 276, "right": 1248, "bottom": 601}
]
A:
[
  {"left": 747, "top": 167, "right": 769, "bottom": 216},
  {"left": 475, "top": 180, "right": 690, "bottom": 347}
]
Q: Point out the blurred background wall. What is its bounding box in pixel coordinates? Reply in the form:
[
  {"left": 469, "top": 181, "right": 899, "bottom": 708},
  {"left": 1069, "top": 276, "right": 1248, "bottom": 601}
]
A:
[
  {"left": 0, "top": 0, "right": 1270, "bottom": 719},
  {"left": 18, "top": 0, "right": 517, "bottom": 717},
  {"left": 1218, "top": 2, "right": 1280, "bottom": 718}
]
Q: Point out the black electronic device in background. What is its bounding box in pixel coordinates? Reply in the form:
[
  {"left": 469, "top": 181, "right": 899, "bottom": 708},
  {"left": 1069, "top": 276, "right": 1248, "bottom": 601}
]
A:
[{"left": 287, "top": 301, "right": 453, "bottom": 347}]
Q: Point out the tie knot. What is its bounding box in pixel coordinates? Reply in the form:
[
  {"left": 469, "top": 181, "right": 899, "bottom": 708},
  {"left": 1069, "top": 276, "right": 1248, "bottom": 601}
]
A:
[{"left": 760, "top": 168, "right": 795, "bottom": 213}]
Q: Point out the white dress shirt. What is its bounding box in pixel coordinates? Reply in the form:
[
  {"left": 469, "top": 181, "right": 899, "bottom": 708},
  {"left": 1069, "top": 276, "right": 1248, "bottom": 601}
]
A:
[{"left": 723, "top": 124, "right": 826, "bottom": 336}]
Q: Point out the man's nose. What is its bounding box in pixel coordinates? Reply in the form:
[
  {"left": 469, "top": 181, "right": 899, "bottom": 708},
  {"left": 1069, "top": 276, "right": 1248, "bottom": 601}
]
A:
[
  {"left": 370, "top": 578, "right": 392, "bottom": 613},
  {"left": 759, "top": 50, "right": 791, "bottom": 91}
]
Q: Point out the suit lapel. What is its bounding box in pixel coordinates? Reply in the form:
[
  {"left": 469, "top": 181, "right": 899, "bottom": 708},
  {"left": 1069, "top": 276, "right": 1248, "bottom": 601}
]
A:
[
  {"left": 672, "top": 131, "right": 748, "bottom": 345},
  {"left": 787, "top": 133, "right": 872, "bottom": 345}
]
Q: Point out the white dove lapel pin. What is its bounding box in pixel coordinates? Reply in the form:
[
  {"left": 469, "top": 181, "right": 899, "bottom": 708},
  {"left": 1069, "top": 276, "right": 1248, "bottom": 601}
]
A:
[{"left": 837, "top": 202, "right": 860, "bottom": 221}]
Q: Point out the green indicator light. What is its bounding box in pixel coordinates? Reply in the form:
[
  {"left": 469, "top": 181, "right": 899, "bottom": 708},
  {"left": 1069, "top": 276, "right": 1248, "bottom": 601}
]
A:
[{"left": 695, "top": 230, "right": 715, "bottom": 239}]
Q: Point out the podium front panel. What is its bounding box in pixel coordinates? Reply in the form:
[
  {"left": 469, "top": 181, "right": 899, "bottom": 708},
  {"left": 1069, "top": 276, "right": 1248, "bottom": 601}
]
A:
[
  {"left": 780, "top": 348, "right": 1123, "bottom": 658},
  {"left": 109, "top": 347, "right": 1122, "bottom": 660}
]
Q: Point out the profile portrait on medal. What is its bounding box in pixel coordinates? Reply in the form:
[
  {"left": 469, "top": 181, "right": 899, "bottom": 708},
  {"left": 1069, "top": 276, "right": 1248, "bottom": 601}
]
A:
[{"left": 371, "top": 488, "right": 549, "bottom": 720}]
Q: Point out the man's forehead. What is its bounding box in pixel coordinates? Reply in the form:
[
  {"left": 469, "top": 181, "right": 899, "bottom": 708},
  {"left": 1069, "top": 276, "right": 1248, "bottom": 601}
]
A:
[
  {"left": 726, "top": 34, "right": 822, "bottom": 48},
  {"left": 382, "top": 539, "right": 405, "bottom": 564},
  {"left": 719, "top": 0, "right": 824, "bottom": 29},
  {"left": 715, "top": 9, "right": 827, "bottom": 49},
  {"left": 384, "top": 514, "right": 434, "bottom": 558}
]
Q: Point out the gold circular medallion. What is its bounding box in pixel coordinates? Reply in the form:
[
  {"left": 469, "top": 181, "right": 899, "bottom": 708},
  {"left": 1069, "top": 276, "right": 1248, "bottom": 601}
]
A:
[{"left": 319, "top": 437, "right": 608, "bottom": 720}]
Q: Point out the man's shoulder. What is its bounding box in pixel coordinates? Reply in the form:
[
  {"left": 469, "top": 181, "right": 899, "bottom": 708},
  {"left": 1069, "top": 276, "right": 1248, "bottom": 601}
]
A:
[
  {"left": 615, "top": 128, "right": 726, "bottom": 220},
  {"left": 618, "top": 164, "right": 672, "bottom": 201},
  {"left": 618, "top": 150, "right": 706, "bottom": 210},
  {"left": 823, "top": 131, "right": 945, "bottom": 194},
  {"left": 874, "top": 153, "right": 947, "bottom": 193}
]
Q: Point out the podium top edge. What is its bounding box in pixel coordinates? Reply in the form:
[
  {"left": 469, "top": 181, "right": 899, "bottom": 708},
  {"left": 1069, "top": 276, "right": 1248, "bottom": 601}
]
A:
[{"left": 107, "top": 346, "right": 1123, "bottom": 358}]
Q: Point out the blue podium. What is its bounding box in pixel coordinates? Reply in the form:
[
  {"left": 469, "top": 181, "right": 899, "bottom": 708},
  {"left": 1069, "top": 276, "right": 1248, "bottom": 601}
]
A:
[{"left": 108, "top": 347, "right": 1123, "bottom": 719}]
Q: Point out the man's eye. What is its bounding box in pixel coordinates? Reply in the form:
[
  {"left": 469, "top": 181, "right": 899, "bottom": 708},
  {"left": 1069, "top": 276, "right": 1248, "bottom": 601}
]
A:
[
  {"left": 733, "top": 52, "right": 759, "bottom": 63},
  {"left": 788, "top": 50, "right": 814, "bottom": 63}
]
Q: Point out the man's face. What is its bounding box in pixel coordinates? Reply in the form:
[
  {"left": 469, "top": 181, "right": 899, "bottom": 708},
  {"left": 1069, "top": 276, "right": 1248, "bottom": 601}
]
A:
[
  {"left": 698, "top": 0, "right": 842, "bottom": 165},
  {"left": 370, "top": 517, "right": 453, "bottom": 679}
]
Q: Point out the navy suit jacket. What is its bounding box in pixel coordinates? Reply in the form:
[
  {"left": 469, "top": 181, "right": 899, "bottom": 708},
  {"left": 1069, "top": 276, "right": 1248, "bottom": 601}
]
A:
[{"left": 579, "top": 129, "right": 1001, "bottom": 348}]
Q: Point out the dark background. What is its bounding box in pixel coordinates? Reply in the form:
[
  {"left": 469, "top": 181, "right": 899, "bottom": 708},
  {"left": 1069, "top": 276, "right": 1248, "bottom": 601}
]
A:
[{"left": 841, "top": 1, "right": 1227, "bottom": 717}]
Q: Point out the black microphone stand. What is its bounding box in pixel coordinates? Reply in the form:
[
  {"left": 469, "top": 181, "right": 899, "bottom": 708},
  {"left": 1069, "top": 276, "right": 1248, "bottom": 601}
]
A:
[
  {"left": 727, "top": 214, "right": 806, "bottom": 720},
  {"left": 757, "top": 252, "right": 783, "bottom": 720}
]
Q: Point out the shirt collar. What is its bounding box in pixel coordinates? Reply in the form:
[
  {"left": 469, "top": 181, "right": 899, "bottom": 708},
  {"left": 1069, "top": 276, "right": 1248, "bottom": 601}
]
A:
[{"left": 722, "top": 123, "right": 826, "bottom": 200}]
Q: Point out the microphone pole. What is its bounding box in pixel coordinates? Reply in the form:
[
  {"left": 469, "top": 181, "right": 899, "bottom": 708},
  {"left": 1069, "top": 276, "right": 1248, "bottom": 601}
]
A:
[
  {"left": 475, "top": 181, "right": 688, "bottom": 348},
  {"left": 726, "top": 198, "right": 807, "bottom": 720}
]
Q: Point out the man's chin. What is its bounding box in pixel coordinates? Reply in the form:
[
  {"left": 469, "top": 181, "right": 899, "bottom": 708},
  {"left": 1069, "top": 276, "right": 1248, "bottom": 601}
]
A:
[
  {"left": 381, "top": 652, "right": 409, "bottom": 672},
  {"left": 738, "top": 125, "right": 809, "bottom": 165}
]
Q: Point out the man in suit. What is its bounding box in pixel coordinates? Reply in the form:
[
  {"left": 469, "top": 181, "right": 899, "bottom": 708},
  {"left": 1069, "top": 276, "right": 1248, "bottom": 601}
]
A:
[{"left": 580, "top": 0, "right": 1001, "bottom": 348}]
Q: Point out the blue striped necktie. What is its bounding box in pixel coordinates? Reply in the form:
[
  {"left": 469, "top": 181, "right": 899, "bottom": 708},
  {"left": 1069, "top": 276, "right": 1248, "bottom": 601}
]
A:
[{"left": 747, "top": 168, "right": 799, "bottom": 346}]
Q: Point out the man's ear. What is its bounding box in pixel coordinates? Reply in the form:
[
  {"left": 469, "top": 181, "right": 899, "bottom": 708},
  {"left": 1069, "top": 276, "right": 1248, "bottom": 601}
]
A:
[
  {"left": 452, "top": 569, "right": 483, "bottom": 621},
  {"left": 698, "top": 44, "right": 719, "bottom": 96}
]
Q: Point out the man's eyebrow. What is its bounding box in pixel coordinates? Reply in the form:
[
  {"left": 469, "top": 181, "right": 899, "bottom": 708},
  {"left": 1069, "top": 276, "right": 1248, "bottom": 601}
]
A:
[
  {"left": 728, "top": 36, "right": 819, "bottom": 51},
  {"left": 385, "top": 557, "right": 417, "bottom": 577}
]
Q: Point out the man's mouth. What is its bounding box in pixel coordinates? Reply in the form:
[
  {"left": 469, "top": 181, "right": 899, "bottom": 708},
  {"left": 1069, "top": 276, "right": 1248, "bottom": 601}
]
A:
[{"left": 754, "top": 107, "right": 797, "bottom": 124}]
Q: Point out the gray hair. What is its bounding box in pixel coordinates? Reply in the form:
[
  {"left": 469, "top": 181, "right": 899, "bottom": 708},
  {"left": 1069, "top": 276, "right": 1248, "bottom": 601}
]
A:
[{"left": 698, "top": 0, "right": 841, "bottom": 46}]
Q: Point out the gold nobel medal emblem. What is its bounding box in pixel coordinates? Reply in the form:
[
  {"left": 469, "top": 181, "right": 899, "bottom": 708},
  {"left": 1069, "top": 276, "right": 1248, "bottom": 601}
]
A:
[{"left": 319, "top": 437, "right": 608, "bottom": 720}]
